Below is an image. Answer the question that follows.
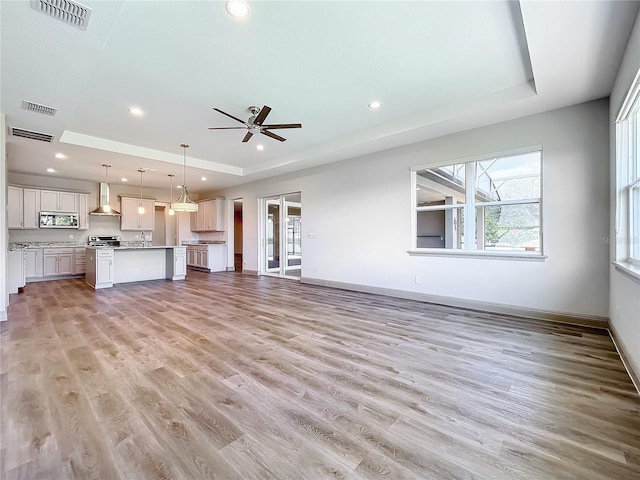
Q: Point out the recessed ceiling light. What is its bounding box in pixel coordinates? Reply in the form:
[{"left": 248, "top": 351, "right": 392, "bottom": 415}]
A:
[
  {"left": 121, "top": 177, "right": 128, "bottom": 182},
  {"left": 128, "top": 106, "right": 144, "bottom": 116},
  {"left": 201, "top": 177, "right": 207, "bottom": 181},
  {"left": 368, "top": 101, "right": 382, "bottom": 109},
  {"left": 46, "top": 168, "right": 56, "bottom": 173},
  {"left": 256, "top": 144, "right": 264, "bottom": 151},
  {"left": 54, "top": 153, "right": 66, "bottom": 159},
  {"left": 226, "top": 0, "right": 250, "bottom": 18}
]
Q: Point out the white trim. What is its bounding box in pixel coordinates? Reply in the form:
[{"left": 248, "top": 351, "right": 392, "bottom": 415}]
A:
[
  {"left": 613, "top": 260, "right": 640, "bottom": 284},
  {"left": 615, "top": 67, "right": 640, "bottom": 122},
  {"left": 410, "top": 144, "right": 543, "bottom": 172},
  {"left": 0, "top": 311, "right": 7, "bottom": 322},
  {"left": 408, "top": 249, "right": 546, "bottom": 260},
  {"left": 301, "top": 277, "right": 607, "bottom": 329},
  {"left": 416, "top": 197, "right": 540, "bottom": 212}
]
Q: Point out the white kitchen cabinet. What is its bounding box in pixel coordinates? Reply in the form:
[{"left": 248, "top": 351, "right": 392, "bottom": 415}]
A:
[
  {"left": 185, "top": 244, "right": 226, "bottom": 271},
  {"left": 43, "top": 248, "right": 74, "bottom": 276},
  {"left": 25, "top": 249, "right": 44, "bottom": 279},
  {"left": 74, "top": 247, "right": 86, "bottom": 274},
  {"left": 78, "top": 193, "right": 90, "bottom": 230},
  {"left": 8, "top": 186, "right": 23, "bottom": 229},
  {"left": 190, "top": 198, "right": 224, "bottom": 232},
  {"left": 8, "top": 249, "right": 26, "bottom": 294},
  {"left": 86, "top": 249, "right": 114, "bottom": 289},
  {"left": 41, "top": 190, "right": 78, "bottom": 212},
  {"left": 167, "top": 247, "right": 187, "bottom": 280},
  {"left": 120, "top": 196, "right": 155, "bottom": 231},
  {"left": 23, "top": 188, "right": 41, "bottom": 229}
]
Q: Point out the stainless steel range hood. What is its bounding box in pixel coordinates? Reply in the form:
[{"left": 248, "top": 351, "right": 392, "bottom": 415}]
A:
[{"left": 89, "top": 182, "right": 121, "bottom": 216}]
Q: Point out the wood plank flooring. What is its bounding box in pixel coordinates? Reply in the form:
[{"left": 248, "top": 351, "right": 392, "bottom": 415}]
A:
[{"left": 1, "top": 271, "right": 639, "bottom": 479}]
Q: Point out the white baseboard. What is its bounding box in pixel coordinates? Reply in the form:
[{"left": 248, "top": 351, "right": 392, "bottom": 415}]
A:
[
  {"left": 608, "top": 322, "right": 640, "bottom": 396},
  {"left": 300, "top": 277, "right": 609, "bottom": 329},
  {"left": 0, "top": 310, "right": 7, "bottom": 321}
]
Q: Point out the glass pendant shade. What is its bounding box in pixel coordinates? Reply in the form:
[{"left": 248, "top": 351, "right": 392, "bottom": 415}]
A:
[{"left": 171, "top": 143, "right": 199, "bottom": 212}]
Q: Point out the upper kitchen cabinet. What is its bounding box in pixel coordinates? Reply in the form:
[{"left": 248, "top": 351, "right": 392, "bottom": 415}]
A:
[
  {"left": 190, "top": 199, "right": 224, "bottom": 232},
  {"left": 7, "top": 186, "right": 23, "bottom": 229},
  {"left": 120, "top": 196, "right": 155, "bottom": 231},
  {"left": 23, "top": 188, "right": 41, "bottom": 229},
  {"left": 78, "top": 193, "right": 90, "bottom": 230},
  {"left": 41, "top": 190, "right": 78, "bottom": 212}
]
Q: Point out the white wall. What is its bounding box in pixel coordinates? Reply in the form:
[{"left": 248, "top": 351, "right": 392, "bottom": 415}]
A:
[
  {"left": 609, "top": 12, "right": 640, "bottom": 378},
  {"left": 1, "top": 113, "right": 8, "bottom": 321},
  {"left": 217, "top": 99, "right": 610, "bottom": 320}
]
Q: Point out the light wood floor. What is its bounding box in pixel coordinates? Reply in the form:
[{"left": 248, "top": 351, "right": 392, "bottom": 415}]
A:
[{"left": 1, "top": 271, "right": 639, "bottom": 479}]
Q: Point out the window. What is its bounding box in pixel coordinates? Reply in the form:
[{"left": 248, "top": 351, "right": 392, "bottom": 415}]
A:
[
  {"left": 412, "top": 148, "right": 542, "bottom": 256},
  {"left": 616, "top": 68, "right": 640, "bottom": 266}
]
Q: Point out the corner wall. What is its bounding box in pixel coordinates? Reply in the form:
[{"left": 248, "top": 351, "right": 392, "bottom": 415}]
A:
[
  {"left": 609, "top": 11, "right": 640, "bottom": 382},
  {"left": 218, "top": 99, "right": 610, "bottom": 322}
]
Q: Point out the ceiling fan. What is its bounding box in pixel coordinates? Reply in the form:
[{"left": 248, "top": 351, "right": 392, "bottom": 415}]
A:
[{"left": 209, "top": 105, "right": 301, "bottom": 143}]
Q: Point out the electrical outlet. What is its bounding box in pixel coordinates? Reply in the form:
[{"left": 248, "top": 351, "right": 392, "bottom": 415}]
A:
[{"left": 415, "top": 276, "right": 421, "bottom": 284}]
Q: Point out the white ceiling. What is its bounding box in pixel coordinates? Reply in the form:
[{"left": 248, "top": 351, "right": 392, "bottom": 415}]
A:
[{"left": 1, "top": 0, "right": 638, "bottom": 193}]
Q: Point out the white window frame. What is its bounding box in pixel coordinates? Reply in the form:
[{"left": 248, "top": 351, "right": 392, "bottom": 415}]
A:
[
  {"left": 614, "top": 67, "right": 640, "bottom": 279},
  {"left": 409, "top": 146, "right": 545, "bottom": 260}
]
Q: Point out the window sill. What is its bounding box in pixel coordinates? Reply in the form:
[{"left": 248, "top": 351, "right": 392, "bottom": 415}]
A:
[
  {"left": 613, "top": 260, "right": 640, "bottom": 284},
  {"left": 407, "top": 249, "right": 547, "bottom": 261}
]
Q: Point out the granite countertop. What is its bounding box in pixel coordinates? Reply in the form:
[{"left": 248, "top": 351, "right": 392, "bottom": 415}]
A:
[
  {"left": 9, "top": 241, "right": 86, "bottom": 250},
  {"left": 86, "top": 244, "right": 184, "bottom": 250},
  {"left": 181, "top": 241, "right": 226, "bottom": 245}
]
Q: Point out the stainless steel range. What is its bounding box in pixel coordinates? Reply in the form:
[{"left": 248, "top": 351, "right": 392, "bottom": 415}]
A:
[{"left": 88, "top": 235, "right": 121, "bottom": 247}]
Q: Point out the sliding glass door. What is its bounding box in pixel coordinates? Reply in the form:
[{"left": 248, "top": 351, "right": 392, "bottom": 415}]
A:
[{"left": 262, "top": 192, "right": 301, "bottom": 278}]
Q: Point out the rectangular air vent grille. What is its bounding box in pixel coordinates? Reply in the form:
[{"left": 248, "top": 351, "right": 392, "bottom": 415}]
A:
[
  {"left": 31, "top": 0, "right": 92, "bottom": 31},
  {"left": 22, "top": 100, "right": 57, "bottom": 116},
  {"left": 9, "top": 127, "right": 54, "bottom": 143}
]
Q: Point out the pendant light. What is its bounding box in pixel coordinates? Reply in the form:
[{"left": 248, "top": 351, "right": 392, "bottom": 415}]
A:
[
  {"left": 171, "top": 143, "right": 199, "bottom": 212},
  {"left": 167, "top": 174, "right": 175, "bottom": 216},
  {"left": 137, "top": 169, "right": 146, "bottom": 215}
]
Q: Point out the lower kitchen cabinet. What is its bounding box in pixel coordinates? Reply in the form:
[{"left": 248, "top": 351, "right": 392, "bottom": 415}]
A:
[
  {"left": 167, "top": 247, "right": 187, "bottom": 280},
  {"left": 74, "top": 247, "right": 86, "bottom": 274},
  {"left": 185, "top": 244, "right": 226, "bottom": 272},
  {"left": 25, "top": 248, "right": 43, "bottom": 279},
  {"left": 43, "top": 248, "right": 74, "bottom": 276},
  {"left": 86, "top": 249, "right": 114, "bottom": 289}
]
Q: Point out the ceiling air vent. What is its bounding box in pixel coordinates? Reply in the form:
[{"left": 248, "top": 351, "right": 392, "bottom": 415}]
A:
[
  {"left": 9, "top": 127, "right": 54, "bottom": 143},
  {"left": 31, "top": 0, "right": 92, "bottom": 31},
  {"left": 22, "top": 100, "right": 57, "bottom": 116}
]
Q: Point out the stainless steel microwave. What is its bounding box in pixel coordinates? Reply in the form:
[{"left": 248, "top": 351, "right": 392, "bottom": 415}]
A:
[{"left": 39, "top": 212, "right": 79, "bottom": 229}]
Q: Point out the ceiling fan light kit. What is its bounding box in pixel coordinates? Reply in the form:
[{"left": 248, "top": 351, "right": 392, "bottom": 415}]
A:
[
  {"left": 171, "top": 143, "right": 199, "bottom": 213},
  {"left": 209, "top": 105, "right": 302, "bottom": 143}
]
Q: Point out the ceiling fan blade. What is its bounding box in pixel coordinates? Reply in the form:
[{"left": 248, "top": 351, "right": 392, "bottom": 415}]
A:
[
  {"left": 261, "top": 123, "right": 302, "bottom": 129},
  {"left": 213, "top": 108, "right": 247, "bottom": 125},
  {"left": 261, "top": 129, "right": 286, "bottom": 142},
  {"left": 242, "top": 131, "right": 253, "bottom": 143},
  {"left": 253, "top": 105, "right": 272, "bottom": 126},
  {"left": 208, "top": 126, "right": 248, "bottom": 130}
]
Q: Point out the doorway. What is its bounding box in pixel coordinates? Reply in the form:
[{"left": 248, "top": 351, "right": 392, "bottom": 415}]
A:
[
  {"left": 234, "top": 199, "right": 243, "bottom": 272},
  {"left": 261, "top": 192, "right": 301, "bottom": 278}
]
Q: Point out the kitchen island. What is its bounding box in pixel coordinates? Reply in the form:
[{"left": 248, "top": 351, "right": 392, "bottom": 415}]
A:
[{"left": 85, "top": 245, "right": 187, "bottom": 289}]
